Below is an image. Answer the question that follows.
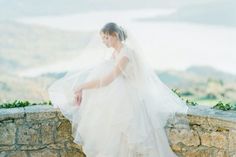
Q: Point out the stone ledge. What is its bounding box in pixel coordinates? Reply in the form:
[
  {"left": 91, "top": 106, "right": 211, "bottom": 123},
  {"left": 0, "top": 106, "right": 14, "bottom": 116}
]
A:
[
  {"left": 0, "top": 105, "right": 236, "bottom": 157},
  {"left": 167, "top": 105, "right": 236, "bottom": 157},
  {"left": 0, "top": 105, "right": 85, "bottom": 157}
]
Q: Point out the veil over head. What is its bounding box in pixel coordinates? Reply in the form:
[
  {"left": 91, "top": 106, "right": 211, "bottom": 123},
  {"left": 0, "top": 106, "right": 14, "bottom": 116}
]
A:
[{"left": 48, "top": 22, "right": 191, "bottom": 131}]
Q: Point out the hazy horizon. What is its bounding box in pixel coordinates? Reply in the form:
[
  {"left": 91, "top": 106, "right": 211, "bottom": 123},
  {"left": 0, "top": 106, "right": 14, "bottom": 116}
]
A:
[{"left": 16, "top": 8, "right": 236, "bottom": 76}]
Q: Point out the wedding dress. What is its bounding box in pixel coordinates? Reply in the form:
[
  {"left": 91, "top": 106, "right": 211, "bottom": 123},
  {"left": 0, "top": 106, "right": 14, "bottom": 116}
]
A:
[{"left": 48, "top": 30, "right": 190, "bottom": 157}]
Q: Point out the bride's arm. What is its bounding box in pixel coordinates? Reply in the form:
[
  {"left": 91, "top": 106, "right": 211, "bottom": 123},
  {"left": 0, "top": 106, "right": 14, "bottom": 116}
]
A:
[{"left": 76, "top": 56, "right": 129, "bottom": 91}]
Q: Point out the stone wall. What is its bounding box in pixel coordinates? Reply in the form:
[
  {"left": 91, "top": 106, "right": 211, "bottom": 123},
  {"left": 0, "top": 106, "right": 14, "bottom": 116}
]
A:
[
  {"left": 0, "top": 105, "right": 236, "bottom": 157},
  {"left": 166, "top": 105, "right": 236, "bottom": 157},
  {"left": 0, "top": 105, "right": 85, "bottom": 157}
]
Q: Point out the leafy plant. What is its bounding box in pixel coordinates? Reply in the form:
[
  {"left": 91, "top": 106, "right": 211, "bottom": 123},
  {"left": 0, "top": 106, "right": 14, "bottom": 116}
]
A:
[
  {"left": 211, "top": 101, "right": 236, "bottom": 111},
  {"left": 185, "top": 99, "right": 198, "bottom": 106},
  {"left": 172, "top": 88, "right": 198, "bottom": 106},
  {"left": 172, "top": 88, "right": 182, "bottom": 97},
  {"left": 0, "top": 100, "right": 52, "bottom": 109}
]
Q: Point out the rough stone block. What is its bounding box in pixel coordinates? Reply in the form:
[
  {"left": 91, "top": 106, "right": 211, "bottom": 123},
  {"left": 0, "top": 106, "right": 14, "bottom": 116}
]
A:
[{"left": 0, "top": 123, "right": 16, "bottom": 145}]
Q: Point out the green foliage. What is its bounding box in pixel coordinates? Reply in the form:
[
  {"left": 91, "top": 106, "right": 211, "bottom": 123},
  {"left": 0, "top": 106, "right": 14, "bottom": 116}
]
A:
[
  {"left": 186, "top": 99, "right": 198, "bottom": 106},
  {"left": 171, "top": 88, "right": 235, "bottom": 110},
  {"left": 172, "top": 88, "right": 182, "bottom": 97},
  {"left": 0, "top": 100, "right": 52, "bottom": 109},
  {"left": 172, "top": 88, "right": 198, "bottom": 106},
  {"left": 211, "top": 101, "right": 236, "bottom": 111}
]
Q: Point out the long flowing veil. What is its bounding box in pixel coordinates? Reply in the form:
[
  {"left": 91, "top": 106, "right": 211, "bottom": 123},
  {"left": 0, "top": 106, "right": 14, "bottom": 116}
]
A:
[
  {"left": 114, "top": 27, "right": 191, "bottom": 129},
  {"left": 48, "top": 24, "right": 191, "bottom": 153}
]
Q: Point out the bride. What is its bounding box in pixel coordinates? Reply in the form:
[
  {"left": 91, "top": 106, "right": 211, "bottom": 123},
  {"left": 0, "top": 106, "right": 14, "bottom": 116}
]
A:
[{"left": 48, "top": 22, "right": 190, "bottom": 157}]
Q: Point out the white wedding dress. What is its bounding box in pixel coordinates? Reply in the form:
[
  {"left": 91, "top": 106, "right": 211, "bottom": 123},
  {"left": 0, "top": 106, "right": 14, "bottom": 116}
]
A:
[{"left": 48, "top": 44, "right": 189, "bottom": 157}]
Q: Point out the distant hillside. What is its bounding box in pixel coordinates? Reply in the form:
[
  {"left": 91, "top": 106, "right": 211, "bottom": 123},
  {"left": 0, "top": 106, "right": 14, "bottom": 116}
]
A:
[
  {"left": 0, "top": 72, "right": 55, "bottom": 103},
  {"left": 157, "top": 70, "right": 204, "bottom": 88},
  {"left": 1, "top": 64, "right": 236, "bottom": 104},
  {"left": 157, "top": 66, "right": 236, "bottom": 105},
  {"left": 0, "top": 21, "right": 92, "bottom": 72},
  {"left": 157, "top": 65, "right": 236, "bottom": 87},
  {"left": 186, "top": 66, "right": 236, "bottom": 82},
  {"left": 138, "top": 0, "right": 236, "bottom": 27}
]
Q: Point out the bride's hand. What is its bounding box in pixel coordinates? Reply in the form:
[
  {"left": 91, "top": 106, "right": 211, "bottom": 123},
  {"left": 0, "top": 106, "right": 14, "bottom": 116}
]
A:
[{"left": 74, "top": 88, "right": 83, "bottom": 106}]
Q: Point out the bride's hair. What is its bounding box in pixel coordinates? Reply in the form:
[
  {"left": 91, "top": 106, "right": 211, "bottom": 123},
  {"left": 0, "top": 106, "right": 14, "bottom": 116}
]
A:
[{"left": 100, "top": 22, "right": 127, "bottom": 41}]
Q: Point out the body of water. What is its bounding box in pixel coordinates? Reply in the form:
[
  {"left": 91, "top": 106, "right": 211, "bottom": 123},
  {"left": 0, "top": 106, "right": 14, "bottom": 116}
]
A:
[{"left": 17, "top": 9, "right": 236, "bottom": 77}]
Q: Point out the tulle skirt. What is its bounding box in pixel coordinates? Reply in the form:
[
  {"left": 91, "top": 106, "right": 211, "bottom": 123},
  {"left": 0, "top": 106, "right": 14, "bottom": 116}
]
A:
[{"left": 48, "top": 59, "right": 182, "bottom": 157}]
